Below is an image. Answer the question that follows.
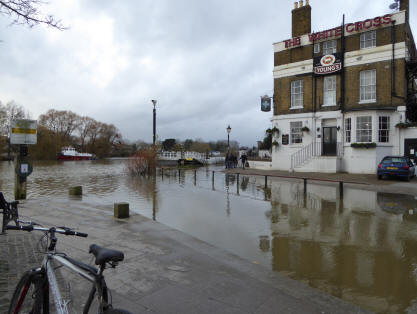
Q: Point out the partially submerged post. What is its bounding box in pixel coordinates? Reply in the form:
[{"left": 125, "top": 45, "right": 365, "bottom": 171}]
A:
[
  {"left": 114, "top": 202, "right": 130, "bottom": 218},
  {"left": 11, "top": 119, "right": 37, "bottom": 200},
  {"left": 69, "top": 186, "right": 82, "bottom": 196}
]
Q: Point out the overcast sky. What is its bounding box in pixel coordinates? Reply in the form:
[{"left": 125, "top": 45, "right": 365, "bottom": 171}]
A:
[{"left": 0, "top": 0, "right": 416, "bottom": 147}]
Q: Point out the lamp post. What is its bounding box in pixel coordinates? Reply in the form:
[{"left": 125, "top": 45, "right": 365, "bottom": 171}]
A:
[
  {"left": 226, "top": 125, "right": 231, "bottom": 149},
  {"left": 151, "top": 100, "right": 157, "bottom": 145}
]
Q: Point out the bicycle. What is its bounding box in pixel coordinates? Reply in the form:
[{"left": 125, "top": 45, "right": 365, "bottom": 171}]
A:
[
  {"left": 0, "top": 192, "right": 20, "bottom": 234},
  {"left": 6, "top": 222, "right": 132, "bottom": 314}
]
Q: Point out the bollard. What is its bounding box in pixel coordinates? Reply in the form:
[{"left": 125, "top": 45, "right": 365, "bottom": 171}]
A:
[
  {"left": 265, "top": 175, "right": 268, "bottom": 188},
  {"left": 69, "top": 186, "right": 82, "bottom": 196},
  {"left": 194, "top": 170, "right": 197, "bottom": 185},
  {"left": 114, "top": 202, "right": 129, "bottom": 218},
  {"left": 339, "top": 181, "right": 343, "bottom": 197},
  {"left": 237, "top": 174, "right": 240, "bottom": 194},
  {"left": 161, "top": 168, "right": 164, "bottom": 179},
  {"left": 212, "top": 171, "right": 215, "bottom": 190},
  {"left": 303, "top": 178, "right": 307, "bottom": 194}
]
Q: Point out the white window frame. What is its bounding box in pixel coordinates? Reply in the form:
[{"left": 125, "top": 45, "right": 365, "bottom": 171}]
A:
[
  {"left": 323, "top": 75, "right": 336, "bottom": 106},
  {"left": 378, "top": 116, "right": 390, "bottom": 143},
  {"left": 360, "top": 31, "right": 376, "bottom": 49},
  {"left": 290, "top": 121, "right": 303, "bottom": 144},
  {"left": 291, "top": 80, "right": 303, "bottom": 109},
  {"left": 345, "top": 118, "right": 351, "bottom": 143},
  {"left": 314, "top": 43, "right": 320, "bottom": 54},
  {"left": 322, "top": 40, "right": 337, "bottom": 55},
  {"left": 356, "top": 116, "right": 372, "bottom": 143},
  {"left": 359, "top": 70, "right": 376, "bottom": 103}
]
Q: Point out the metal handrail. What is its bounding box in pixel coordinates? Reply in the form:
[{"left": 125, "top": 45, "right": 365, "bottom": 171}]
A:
[{"left": 291, "top": 142, "right": 343, "bottom": 169}]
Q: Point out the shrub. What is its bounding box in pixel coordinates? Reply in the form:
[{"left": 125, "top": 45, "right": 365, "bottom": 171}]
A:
[
  {"left": 350, "top": 142, "right": 376, "bottom": 148},
  {"left": 126, "top": 147, "right": 157, "bottom": 176}
]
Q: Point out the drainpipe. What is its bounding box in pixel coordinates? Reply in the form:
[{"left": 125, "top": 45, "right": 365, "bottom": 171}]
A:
[
  {"left": 341, "top": 15, "right": 346, "bottom": 159},
  {"left": 312, "top": 34, "right": 316, "bottom": 148},
  {"left": 391, "top": 20, "right": 396, "bottom": 100}
]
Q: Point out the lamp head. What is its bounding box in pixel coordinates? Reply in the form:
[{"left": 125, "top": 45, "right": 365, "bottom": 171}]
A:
[
  {"left": 151, "top": 100, "right": 157, "bottom": 106},
  {"left": 227, "top": 125, "right": 231, "bottom": 134}
]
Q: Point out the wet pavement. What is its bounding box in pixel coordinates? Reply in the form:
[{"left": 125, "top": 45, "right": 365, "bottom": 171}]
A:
[
  {"left": 225, "top": 167, "right": 417, "bottom": 195},
  {"left": 0, "top": 198, "right": 368, "bottom": 314}
]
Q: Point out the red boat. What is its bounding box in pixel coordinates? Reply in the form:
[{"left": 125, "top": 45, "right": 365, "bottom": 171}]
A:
[{"left": 57, "top": 147, "right": 96, "bottom": 161}]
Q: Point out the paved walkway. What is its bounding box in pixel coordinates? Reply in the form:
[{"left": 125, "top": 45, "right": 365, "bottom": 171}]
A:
[
  {"left": 0, "top": 232, "right": 43, "bottom": 313},
  {"left": 224, "top": 167, "right": 417, "bottom": 195},
  {"left": 0, "top": 198, "right": 370, "bottom": 313}
]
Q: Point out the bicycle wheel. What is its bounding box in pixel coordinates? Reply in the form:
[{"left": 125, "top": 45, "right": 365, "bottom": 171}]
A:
[{"left": 8, "top": 270, "right": 46, "bottom": 314}]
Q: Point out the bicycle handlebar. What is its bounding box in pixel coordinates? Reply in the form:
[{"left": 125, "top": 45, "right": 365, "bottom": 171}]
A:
[{"left": 6, "top": 225, "right": 88, "bottom": 237}]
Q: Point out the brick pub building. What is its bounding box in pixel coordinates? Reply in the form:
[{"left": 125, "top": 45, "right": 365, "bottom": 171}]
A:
[{"left": 269, "top": 0, "right": 417, "bottom": 173}]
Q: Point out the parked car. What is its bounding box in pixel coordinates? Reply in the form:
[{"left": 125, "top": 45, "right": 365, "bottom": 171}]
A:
[{"left": 377, "top": 156, "right": 416, "bottom": 181}]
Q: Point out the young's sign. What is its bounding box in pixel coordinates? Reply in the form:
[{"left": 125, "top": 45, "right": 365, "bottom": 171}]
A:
[{"left": 314, "top": 53, "right": 342, "bottom": 75}]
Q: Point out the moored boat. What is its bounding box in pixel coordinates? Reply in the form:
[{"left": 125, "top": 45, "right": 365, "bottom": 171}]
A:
[{"left": 57, "top": 147, "right": 96, "bottom": 161}]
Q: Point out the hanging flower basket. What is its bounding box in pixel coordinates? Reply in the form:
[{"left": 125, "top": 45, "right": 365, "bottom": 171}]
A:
[
  {"left": 350, "top": 142, "right": 376, "bottom": 149},
  {"left": 272, "top": 141, "right": 279, "bottom": 146},
  {"left": 395, "top": 122, "right": 417, "bottom": 129},
  {"left": 271, "top": 127, "right": 279, "bottom": 135},
  {"left": 301, "top": 126, "right": 310, "bottom": 132}
]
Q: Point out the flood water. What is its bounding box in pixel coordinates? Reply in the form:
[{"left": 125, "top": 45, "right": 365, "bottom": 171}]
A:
[{"left": 1, "top": 159, "right": 417, "bottom": 313}]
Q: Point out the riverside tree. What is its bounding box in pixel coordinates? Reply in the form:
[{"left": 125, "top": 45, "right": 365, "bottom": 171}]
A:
[{"left": 0, "top": 0, "right": 66, "bottom": 29}]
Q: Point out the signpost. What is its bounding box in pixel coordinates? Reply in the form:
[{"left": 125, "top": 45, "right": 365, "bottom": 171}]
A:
[{"left": 10, "top": 119, "right": 37, "bottom": 200}]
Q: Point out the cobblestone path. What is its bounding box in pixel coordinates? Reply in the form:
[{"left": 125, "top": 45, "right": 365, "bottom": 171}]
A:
[{"left": 0, "top": 232, "right": 43, "bottom": 313}]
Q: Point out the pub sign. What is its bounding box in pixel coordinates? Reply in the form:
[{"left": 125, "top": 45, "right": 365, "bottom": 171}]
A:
[
  {"left": 261, "top": 95, "right": 271, "bottom": 112},
  {"left": 282, "top": 134, "right": 289, "bottom": 145}
]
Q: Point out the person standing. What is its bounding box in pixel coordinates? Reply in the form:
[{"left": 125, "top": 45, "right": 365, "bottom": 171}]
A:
[{"left": 240, "top": 153, "right": 248, "bottom": 169}]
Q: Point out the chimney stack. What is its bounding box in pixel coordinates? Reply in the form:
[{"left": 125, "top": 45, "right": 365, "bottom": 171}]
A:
[
  {"left": 400, "top": 0, "right": 409, "bottom": 23},
  {"left": 292, "top": 0, "right": 311, "bottom": 37}
]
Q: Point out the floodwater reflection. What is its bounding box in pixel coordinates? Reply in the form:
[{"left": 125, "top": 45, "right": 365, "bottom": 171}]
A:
[
  {"left": 1, "top": 160, "right": 417, "bottom": 313},
  {"left": 265, "top": 179, "right": 417, "bottom": 313}
]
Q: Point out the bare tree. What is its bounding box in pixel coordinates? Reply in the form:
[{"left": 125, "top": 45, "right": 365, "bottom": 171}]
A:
[
  {"left": 0, "top": 100, "right": 30, "bottom": 136},
  {"left": 38, "top": 109, "right": 80, "bottom": 141},
  {"left": 0, "top": 0, "right": 66, "bottom": 29}
]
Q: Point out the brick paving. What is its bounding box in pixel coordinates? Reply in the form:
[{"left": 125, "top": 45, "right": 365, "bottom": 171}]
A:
[{"left": 0, "top": 232, "right": 43, "bottom": 313}]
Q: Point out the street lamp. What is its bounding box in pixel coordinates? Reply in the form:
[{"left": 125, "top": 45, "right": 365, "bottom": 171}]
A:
[
  {"left": 226, "top": 125, "right": 231, "bottom": 148},
  {"left": 151, "top": 100, "right": 157, "bottom": 145}
]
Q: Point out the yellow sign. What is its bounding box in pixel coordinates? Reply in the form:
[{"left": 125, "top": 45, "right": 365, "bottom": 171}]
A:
[
  {"left": 10, "top": 119, "right": 37, "bottom": 144},
  {"left": 11, "top": 128, "right": 37, "bottom": 134}
]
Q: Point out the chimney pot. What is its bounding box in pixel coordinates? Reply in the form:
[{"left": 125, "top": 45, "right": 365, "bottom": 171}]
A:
[
  {"left": 306, "top": 0, "right": 309, "bottom": 5},
  {"left": 294, "top": 2, "right": 298, "bottom": 9},
  {"left": 299, "top": 0, "right": 303, "bottom": 7}
]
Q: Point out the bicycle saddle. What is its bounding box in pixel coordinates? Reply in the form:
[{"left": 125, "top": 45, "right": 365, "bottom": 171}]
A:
[{"left": 89, "top": 244, "right": 124, "bottom": 265}]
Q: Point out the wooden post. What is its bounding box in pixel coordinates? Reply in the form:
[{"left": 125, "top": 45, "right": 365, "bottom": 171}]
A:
[
  {"left": 212, "top": 171, "right": 215, "bottom": 190},
  {"left": 265, "top": 175, "right": 268, "bottom": 188},
  {"left": 114, "top": 202, "right": 129, "bottom": 218},
  {"left": 236, "top": 174, "right": 240, "bottom": 194},
  {"left": 14, "top": 145, "right": 29, "bottom": 200},
  {"left": 161, "top": 168, "right": 164, "bottom": 179},
  {"left": 194, "top": 170, "right": 197, "bottom": 185},
  {"left": 303, "top": 178, "right": 307, "bottom": 194},
  {"left": 69, "top": 186, "right": 82, "bottom": 196}
]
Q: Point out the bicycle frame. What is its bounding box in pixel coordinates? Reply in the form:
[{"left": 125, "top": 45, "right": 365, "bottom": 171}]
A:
[{"left": 32, "top": 246, "right": 109, "bottom": 314}]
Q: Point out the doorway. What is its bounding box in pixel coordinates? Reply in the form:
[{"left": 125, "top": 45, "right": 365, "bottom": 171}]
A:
[
  {"left": 322, "top": 127, "right": 337, "bottom": 156},
  {"left": 404, "top": 139, "right": 417, "bottom": 164}
]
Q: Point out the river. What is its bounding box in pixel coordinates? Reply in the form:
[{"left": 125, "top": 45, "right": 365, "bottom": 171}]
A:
[{"left": 1, "top": 159, "right": 417, "bottom": 313}]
